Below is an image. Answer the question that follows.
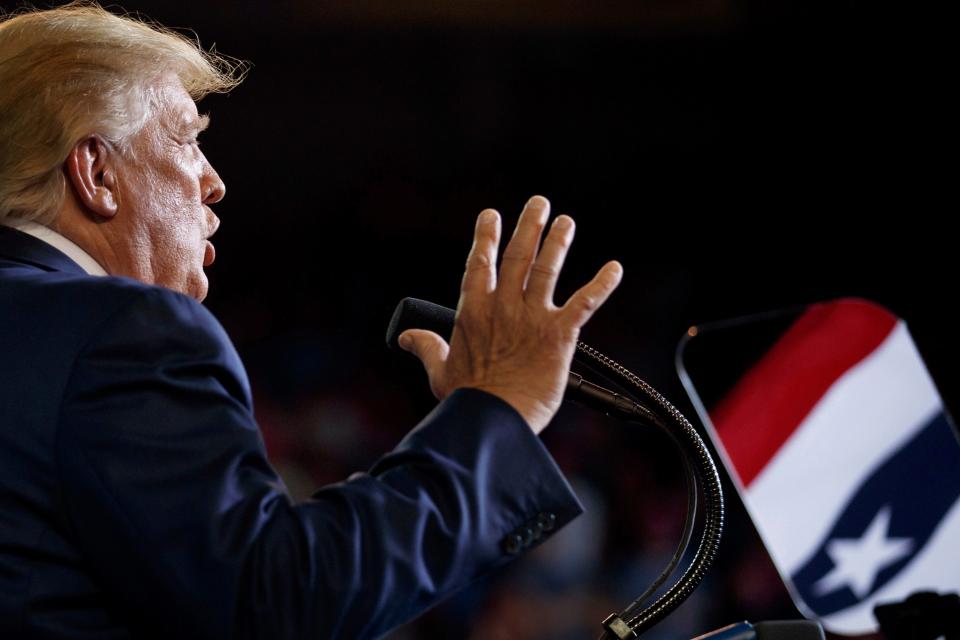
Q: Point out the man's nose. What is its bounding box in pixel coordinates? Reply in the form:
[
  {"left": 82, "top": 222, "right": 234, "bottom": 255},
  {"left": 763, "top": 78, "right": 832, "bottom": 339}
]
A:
[{"left": 201, "top": 160, "right": 226, "bottom": 204}]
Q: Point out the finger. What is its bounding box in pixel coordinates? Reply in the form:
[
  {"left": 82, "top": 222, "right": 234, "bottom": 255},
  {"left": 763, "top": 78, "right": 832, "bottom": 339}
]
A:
[
  {"left": 558, "top": 260, "right": 623, "bottom": 330},
  {"left": 399, "top": 329, "right": 450, "bottom": 384},
  {"left": 498, "top": 195, "right": 551, "bottom": 296},
  {"left": 525, "top": 214, "right": 575, "bottom": 306},
  {"left": 460, "top": 209, "right": 501, "bottom": 299}
]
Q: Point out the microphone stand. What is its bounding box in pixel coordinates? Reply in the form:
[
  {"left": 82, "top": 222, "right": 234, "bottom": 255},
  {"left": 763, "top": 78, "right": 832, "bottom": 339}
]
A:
[
  {"left": 568, "top": 342, "right": 724, "bottom": 640},
  {"left": 385, "top": 298, "right": 725, "bottom": 639},
  {"left": 690, "top": 620, "right": 825, "bottom": 640}
]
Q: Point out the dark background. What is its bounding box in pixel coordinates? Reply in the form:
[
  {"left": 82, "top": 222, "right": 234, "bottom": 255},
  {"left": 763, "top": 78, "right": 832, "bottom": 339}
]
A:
[{"left": 4, "top": 1, "right": 954, "bottom": 637}]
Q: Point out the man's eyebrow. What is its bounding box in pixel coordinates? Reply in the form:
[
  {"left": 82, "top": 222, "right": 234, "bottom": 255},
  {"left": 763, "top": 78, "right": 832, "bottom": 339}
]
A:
[{"left": 175, "top": 114, "right": 210, "bottom": 138}]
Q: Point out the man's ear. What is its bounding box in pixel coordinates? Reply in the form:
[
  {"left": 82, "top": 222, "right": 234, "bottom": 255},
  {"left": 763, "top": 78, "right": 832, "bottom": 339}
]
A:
[{"left": 64, "top": 135, "right": 119, "bottom": 220}]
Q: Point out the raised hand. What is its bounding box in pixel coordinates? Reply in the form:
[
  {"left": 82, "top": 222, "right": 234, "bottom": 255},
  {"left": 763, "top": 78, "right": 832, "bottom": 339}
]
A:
[{"left": 399, "top": 196, "right": 623, "bottom": 434}]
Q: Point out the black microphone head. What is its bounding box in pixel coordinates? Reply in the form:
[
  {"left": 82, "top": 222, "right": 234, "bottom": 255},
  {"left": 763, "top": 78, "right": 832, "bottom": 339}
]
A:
[
  {"left": 386, "top": 298, "right": 457, "bottom": 351},
  {"left": 753, "top": 621, "right": 825, "bottom": 640}
]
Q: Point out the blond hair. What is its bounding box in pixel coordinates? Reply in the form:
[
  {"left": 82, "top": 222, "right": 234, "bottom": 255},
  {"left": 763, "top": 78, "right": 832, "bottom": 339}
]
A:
[{"left": 0, "top": 1, "right": 246, "bottom": 225}]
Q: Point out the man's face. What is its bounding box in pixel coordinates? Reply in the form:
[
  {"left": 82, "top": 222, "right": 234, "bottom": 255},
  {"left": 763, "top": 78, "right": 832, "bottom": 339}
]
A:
[{"left": 109, "top": 76, "right": 224, "bottom": 301}]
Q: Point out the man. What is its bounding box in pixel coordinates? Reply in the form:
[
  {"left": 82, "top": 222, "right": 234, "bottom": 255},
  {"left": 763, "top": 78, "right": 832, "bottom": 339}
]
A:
[{"left": 0, "top": 3, "right": 622, "bottom": 639}]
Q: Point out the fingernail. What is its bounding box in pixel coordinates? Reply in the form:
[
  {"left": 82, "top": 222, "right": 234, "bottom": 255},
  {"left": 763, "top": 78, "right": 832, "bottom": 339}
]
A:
[
  {"left": 480, "top": 210, "right": 498, "bottom": 224},
  {"left": 399, "top": 333, "right": 413, "bottom": 350},
  {"left": 553, "top": 215, "right": 572, "bottom": 230},
  {"left": 527, "top": 196, "right": 549, "bottom": 221}
]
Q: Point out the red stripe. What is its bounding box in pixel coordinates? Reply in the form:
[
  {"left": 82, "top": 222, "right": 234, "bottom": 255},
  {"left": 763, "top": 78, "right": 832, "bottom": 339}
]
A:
[{"left": 712, "top": 298, "right": 897, "bottom": 488}]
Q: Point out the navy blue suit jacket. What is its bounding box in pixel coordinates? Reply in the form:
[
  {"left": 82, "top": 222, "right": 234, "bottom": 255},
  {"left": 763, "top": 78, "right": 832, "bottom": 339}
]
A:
[{"left": 0, "top": 225, "right": 582, "bottom": 639}]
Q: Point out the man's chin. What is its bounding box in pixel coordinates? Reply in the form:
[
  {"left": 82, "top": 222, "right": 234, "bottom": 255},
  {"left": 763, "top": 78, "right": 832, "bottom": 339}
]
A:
[
  {"left": 192, "top": 273, "right": 209, "bottom": 302},
  {"left": 165, "top": 271, "right": 208, "bottom": 302}
]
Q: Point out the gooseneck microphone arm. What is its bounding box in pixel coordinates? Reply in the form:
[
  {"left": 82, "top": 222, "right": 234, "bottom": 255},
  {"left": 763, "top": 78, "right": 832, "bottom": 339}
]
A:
[{"left": 386, "top": 298, "right": 725, "bottom": 639}]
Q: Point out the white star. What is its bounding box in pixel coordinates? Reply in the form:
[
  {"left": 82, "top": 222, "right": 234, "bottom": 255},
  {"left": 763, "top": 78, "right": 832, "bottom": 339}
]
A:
[{"left": 812, "top": 505, "right": 914, "bottom": 599}]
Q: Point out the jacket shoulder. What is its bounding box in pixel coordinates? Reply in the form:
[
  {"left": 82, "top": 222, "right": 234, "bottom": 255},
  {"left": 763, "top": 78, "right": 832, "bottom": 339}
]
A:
[
  {"left": 0, "top": 271, "right": 244, "bottom": 407},
  {"left": 63, "top": 276, "right": 246, "bottom": 401},
  {"left": 4, "top": 270, "right": 226, "bottom": 349}
]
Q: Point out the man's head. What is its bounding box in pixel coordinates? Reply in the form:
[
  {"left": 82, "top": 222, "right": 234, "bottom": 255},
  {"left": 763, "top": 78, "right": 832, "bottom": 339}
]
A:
[{"left": 0, "top": 1, "right": 245, "bottom": 299}]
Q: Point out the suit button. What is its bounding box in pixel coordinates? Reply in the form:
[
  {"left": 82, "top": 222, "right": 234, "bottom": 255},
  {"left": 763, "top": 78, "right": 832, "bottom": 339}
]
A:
[
  {"left": 520, "top": 526, "right": 536, "bottom": 547},
  {"left": 531, "top": 521, "right": 544, "bottom": 541},
  {"left": 502, "top": 533, "right": 523, "bottom": 555},
  {"left": 537, "top": 512, "right": 557, "bottom": 532}
]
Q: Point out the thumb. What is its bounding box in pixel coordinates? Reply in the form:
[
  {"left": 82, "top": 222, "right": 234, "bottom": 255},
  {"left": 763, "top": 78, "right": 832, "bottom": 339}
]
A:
[{"left": 399, "top": 329, "right": 450, "bottom": 385}]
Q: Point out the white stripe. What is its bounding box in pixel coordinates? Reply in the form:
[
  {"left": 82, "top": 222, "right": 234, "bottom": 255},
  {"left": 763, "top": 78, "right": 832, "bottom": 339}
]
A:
[
  {"left": 745, "top": 321, "right": 942, "bottom": 573},
  {"left": 818, "top": 496, "right": 960, "bottom": 635}
]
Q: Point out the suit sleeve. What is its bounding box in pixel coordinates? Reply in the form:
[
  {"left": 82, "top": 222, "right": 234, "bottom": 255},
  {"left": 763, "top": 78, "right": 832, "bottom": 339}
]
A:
[{"left": 55, "top": 287, "right": 583, "bottom": 640}]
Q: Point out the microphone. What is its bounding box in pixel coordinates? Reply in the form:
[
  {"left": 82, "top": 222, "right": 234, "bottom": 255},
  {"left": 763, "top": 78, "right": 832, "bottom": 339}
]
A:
[{"left": 386, "top": 297, "right": 645, "bottom": 420}]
